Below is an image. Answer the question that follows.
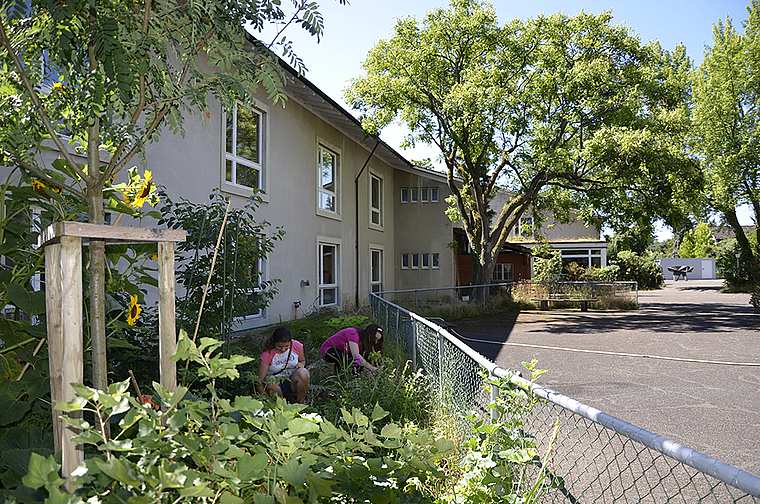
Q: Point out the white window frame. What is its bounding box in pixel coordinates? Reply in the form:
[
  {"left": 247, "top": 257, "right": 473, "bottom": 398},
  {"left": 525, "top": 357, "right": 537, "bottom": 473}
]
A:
[
  {"left": 369, "top": 172, "right": 383, "bottom": 229},
  {"left": 492, "top": 263, "right": 514, "bottom": 282},
  {"left": 317, "top": 140, "right": 341, "bottom": 219},
  {"left": 518, "top": 217, "right": 534, "bottom": 237},
  {"left": 410, "top": 187, "right": 419, "bottom": 203},
  {"left": 411, "top": 253, "right": 420, "bottom": 269},
  {"left": 240, "top": 235, "right": 266, "bottom": 320},
  {"left": 222, "top": 100, "right": 268, "bottom": 199},
  {"left": 318, "top": 237, "right": 340, "bottom": 307},
  {"left": 421, "top": 253, "right": 430, "bottom": 269},
  {"left": 370, "top": 246, "right": 383, "bottom": 293},
  {"left": 432, "top": 252, "right": 440, "bottom": 269},
  {"left": 421, "top": 187, "right": 429, "bottom": 202},
  {"left": 401, "top": 253, "right": 409, "bottom": 269},
  {"left": 400, "top": 187, "right": 409, "bottom": 203},
  {"left": 431, "top": 187, "right": 439, "bottom": 202}
]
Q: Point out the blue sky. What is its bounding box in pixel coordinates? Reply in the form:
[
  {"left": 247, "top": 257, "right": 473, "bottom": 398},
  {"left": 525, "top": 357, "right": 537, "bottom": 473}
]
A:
[{"left": 257, "top": 0, "right": 755, "bottom": 236}]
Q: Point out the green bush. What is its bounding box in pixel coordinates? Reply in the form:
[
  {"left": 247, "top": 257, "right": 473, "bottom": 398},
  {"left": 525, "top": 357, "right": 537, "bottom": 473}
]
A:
[{"left": 609, "top": 251, "right": 662, "bottom": 290}]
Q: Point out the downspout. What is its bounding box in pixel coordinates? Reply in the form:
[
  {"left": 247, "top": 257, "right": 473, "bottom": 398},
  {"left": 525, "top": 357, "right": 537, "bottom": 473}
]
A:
[{"left": 355, "top": 140, "right": 380, "bottom": 308}]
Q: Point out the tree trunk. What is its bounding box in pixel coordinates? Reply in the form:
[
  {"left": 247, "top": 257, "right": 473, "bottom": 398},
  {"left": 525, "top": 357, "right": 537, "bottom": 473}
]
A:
[{"left": 87, "top": 186, "right": 107, "bottom": 393}]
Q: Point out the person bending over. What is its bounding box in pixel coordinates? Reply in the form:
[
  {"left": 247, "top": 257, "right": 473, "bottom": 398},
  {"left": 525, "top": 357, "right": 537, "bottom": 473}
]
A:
[
  {"left": 257, "top": 326, "right": 310, "bottom": 403},
  {"left": 320, "top": 323, "right": 384, "bottom": 373}
]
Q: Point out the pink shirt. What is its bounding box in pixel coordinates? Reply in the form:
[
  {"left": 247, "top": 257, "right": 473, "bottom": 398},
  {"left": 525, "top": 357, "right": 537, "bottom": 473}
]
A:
[
  {"left": 260, "top": 340, "right": 303, "bottom": 378},
  {"left": 320, "top": 327, "right": 361, "bottom": 359}
]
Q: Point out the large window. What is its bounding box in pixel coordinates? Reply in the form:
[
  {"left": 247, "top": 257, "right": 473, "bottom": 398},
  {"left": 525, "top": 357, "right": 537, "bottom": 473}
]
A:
[
  {"left": 225, "top": 101, "right": 262, "bottom": 190},
  {"left": 370, "top": 174, "right": 383, "bottom": 228},
  {"left": 562, "top": 249, "right": 603, "bottom": 269},
  {"left": 319, "top": 242, "right": 339, "bottom": 307},
  {"left": 370, "top": 249, "right": 383, "bottom": 293},
  {"left": 242, "top": 237, "right": 265, "bottom": 320},
  {"left": 318, "top": 144, "right": 339, "bottom": 215}
]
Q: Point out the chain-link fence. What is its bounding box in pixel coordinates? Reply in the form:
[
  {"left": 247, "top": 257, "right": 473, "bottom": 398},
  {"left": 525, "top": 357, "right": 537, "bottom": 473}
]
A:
[
  {"left": 379, "top": 281, "right": 638, "bottom": 317},
  {"left": 370, "top": 293, "right": 760, "bottom": 502}
]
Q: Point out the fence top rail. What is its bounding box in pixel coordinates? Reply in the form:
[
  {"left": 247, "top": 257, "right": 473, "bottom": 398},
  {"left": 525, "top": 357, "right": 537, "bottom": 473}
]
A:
[
  {"left": 371, "top": 294, "right": 760, "bottom": 498},
  {"left": 377, "top": 281, "right": 638, "bottom": 297},
  {"left": 495, "top": 369, "right": 760, "bottom": 497}
]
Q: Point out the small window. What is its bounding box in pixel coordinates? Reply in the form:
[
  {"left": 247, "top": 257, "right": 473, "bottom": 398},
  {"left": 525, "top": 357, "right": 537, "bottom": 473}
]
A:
[
  {"left": 492, "top": 263, "right": 514, "bottom": 282},
  {"left": 401, "top": 253, "right": 409, "bottom": 269},
  {"left": 430, "top": 187, "right": 439, "bottom": 202},
  {"left": 411, "top": 253, "right": 420, "bottom": 269},
  {"left": 421, "top": 253, "right": 429, "bottom": 268},
  {"left": 370, "top": 174, "right": 383, "bottom": 228},
  {"left": 421, "top": 187, "right": 428, "bottom": 202},
  {"left": 518, "top": 217, "right": 534, "bottom": 238},
  {"left": 410, "top": 187, "right": 419, "bottom": 203},
  {"left": 401, "top": 187, "right": 409, "bottom": 203},
  {"left": 432, "top": 253, "right": 440, "bottom": 269}
]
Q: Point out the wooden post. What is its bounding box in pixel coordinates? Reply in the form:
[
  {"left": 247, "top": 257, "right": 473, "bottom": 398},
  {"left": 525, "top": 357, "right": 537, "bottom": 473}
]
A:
[
  {"left": 158, "top": 241, "right": 177, "bottom": 392},
  {"left": 44, "top": 236, "right": 84, "bottom": 489},
  {"left": 40, "top": 222, "right": 185, "bottom": 485}
]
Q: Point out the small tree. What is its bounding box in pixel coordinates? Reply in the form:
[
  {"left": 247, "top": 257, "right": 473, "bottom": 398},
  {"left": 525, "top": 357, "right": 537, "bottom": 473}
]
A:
[
  {"left": 0, "top": 0, "right": 339, "bottom": 392},
  {"left": 678, "top": 222, "right": 716, "bottom": 258}
]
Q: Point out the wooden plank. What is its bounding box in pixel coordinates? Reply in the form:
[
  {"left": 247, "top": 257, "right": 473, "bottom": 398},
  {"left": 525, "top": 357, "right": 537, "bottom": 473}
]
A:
[
  {"left": 158, "top": 241, "right": 177, "bottom": 393},
  {"left": 45, "top": 243, "right": 64, "bottom": 453},
  {"left": 59, "top": 236, "right": 84, "bottom": 488},
  {"left": 39, "top": 221, "right": 186, "bottom": 248}
]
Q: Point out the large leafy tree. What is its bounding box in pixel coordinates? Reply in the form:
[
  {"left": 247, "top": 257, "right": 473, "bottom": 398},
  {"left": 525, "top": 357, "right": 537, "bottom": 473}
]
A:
[
  {"left": 0, "top": 0, "right": 337, "bottom": 392},
  {"left": 692, "top": 0, "right": 760, "bottom": 285},
  {"left": 346, "top": 0, "right": 695, "bottom": 286}
]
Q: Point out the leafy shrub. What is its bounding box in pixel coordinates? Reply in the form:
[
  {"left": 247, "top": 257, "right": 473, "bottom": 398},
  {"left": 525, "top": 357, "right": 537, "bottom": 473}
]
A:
[
  {"left": 24, "top": 331, "right": 453, "bottom": 503},
  {"left": 532, "top": 244, "right": 562, "bottom": 282},
  {"left": 609, "top": 251, "right": 662, "bottom": 290}
]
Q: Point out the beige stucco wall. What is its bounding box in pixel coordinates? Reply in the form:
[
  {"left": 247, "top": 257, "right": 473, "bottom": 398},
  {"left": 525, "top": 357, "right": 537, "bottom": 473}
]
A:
[
  {"left": 141, "top": 90, "right": 398, "bottom": 330},
  {"left": 392, "top": 169, "right": 456, "bottom": 290}
]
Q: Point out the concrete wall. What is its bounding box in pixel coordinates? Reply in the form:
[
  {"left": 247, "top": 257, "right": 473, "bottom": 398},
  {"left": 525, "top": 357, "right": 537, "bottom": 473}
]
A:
[{"left": 658, "top": 258, "right": 716, "bottom": 280}]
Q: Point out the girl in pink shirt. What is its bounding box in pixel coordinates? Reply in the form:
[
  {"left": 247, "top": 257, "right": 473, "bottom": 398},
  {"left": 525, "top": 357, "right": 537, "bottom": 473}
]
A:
[
  {"left": 257, "top": 327, "right": 310, "bottom": 403},
  {"left": 320, "top": 323, "right": 384, "bottom": 373}
]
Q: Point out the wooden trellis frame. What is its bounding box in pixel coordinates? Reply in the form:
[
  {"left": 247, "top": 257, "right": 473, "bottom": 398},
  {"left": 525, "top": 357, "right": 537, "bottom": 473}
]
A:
[{"left": 39, "top": 222, "right": 186, "bottom": 485}]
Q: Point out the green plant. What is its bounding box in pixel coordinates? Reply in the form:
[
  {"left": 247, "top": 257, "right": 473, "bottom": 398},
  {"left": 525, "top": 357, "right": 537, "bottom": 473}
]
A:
[
  {"left": 532, "top": 244, "right": 562, "bottom": 283},
  {"left": 325, "top": 315, "right": 369, "bottom": 335},
  {"left": 159, "top": 189, "right": 285, "bottom": 342},
  {"left": 609, "top": 251, "right": 663, "bottom": 290},
  {"left": 449, "top": 360, "right": 563, "bottom": 503},
  {"left": 23, "top": 330, "right": 454, "bottom": 503}
]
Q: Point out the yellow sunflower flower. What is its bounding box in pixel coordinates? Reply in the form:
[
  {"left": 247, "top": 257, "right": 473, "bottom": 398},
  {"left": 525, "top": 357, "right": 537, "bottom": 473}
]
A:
[
  {"left": 127, "top": 295, "right": 142, "bottom": 326},
  {"left": 125, "top": 170, "right": 154, "bottom": 209}
]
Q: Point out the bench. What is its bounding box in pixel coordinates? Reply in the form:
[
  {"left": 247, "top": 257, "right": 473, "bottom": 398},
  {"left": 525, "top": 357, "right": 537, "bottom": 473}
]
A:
[{"left": 531, "top": 297, "right": 596, "bottom": 312}]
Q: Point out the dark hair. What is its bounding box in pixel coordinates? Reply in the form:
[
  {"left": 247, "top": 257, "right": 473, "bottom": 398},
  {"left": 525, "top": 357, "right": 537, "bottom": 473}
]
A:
[
  {"left": 359, "top": 323, "right": 384, "bottom": 358},
  {"left": 263, "top": 326, "right": 292, "bottom": 351}
]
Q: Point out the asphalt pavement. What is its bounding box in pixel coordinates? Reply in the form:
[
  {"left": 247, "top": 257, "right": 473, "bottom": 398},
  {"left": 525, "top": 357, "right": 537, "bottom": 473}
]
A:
[{"left": 451, "top": 279, "right": 760, "bottom": 477}]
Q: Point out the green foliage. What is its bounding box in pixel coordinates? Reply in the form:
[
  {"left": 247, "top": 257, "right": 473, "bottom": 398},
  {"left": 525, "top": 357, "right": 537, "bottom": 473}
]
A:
[
  {"left": 609, "top": 251, "right": 663, "bottom": 290},
  {"left": 315, "top": 361, "right": 435, "bottom": 430},
  {"left": 325, "top": 315, "right": 369, "bottom": 335},
  {"left": 692, "top": 1, "right": 760, "bottom": 289},
  {"left": 531, "top": 244, "right": 562, "bottom": 283},
  {"left": 678, "top": 222, "right": 716, "bottom": 258},
  {"left": 451, "top": 360, "right": 563, "bottom": 503},
  {"left": 159, "top": 189, "right": 285, "bottom": 340},
  {"left": 347, "top": 0, "right": 695, "bottom": 285},
  {"left": 24, "top": 331, "right": 453, "bottom": 503},
  {"left": 607, "top": 225, "right": 654, "bottom": 261}
]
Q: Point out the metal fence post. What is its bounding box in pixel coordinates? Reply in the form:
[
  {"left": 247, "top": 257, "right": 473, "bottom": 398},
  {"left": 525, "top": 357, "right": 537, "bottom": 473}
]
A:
[
  {"left": 490, "top": 372, "right": 500, "bottom": 422},
  {"left": 438, "top": 329, "right": 445, "bottom": 402},
  {"left": 415, "top": 289, "right": 419, "bottom": 312}
]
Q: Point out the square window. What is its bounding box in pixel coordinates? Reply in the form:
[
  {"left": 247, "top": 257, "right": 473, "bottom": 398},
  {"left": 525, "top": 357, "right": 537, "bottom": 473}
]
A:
[
  {"left": 225, "top": 102, "right": 262, "bottom": 190},
  {"left": 401, "top": 187, "right": 409, "bottom": 203},
  {"left": 431, "top": 187, "right": 439, "bottom": 202}
]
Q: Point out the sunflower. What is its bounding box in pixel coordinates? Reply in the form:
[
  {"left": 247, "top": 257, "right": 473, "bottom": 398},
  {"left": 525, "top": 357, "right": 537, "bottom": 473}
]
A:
[
  {"left": 126, "top": 170, "right": 154, "bottom": 209},
  {"left": 30, "top": 179, "right": 62, "bottom": 198},
  {"left": 126, "top": 295, "right": 142, "bottom": 326}
]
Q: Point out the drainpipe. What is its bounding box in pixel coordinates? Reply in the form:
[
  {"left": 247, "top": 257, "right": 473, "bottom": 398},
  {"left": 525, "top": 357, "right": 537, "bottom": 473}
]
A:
[{"left": 355, "top": 140, "right": 380, "bottom": 308}]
